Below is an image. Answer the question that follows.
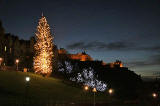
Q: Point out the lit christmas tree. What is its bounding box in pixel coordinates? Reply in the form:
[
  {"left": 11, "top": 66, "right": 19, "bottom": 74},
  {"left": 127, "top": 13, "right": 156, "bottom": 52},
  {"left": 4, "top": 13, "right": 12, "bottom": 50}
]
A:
[{"left": 34, "top": 15, "right": 54, "bottom": 76}]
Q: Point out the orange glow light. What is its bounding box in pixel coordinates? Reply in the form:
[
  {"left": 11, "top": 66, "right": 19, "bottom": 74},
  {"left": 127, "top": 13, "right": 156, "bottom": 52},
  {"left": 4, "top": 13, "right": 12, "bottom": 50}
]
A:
[
  {"left": 108, "top": 89, "right": 113, "bottom": 94},
  {"left": 92, "top": 88, "right": 97, "bottom": 93},
  {"left": 0, "top": 57, "right": 3, "bottom": 61},
  {"left": 152, "top": 93, "right": 157, "bottom": 98},
  {"left": 16, "top": 59, "right": 19, "bottom": 63},
  {"left": 84, "top": 85, "right": 89, "bottom": 91}
]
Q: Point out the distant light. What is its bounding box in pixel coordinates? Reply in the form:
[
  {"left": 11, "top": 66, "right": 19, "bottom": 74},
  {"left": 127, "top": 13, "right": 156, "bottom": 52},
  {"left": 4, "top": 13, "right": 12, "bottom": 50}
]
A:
[
  {"left": 92, "top": 88, "right": 97, "bottom": 92},
  {"left": 5, "top": 46, "right": 6, "bottom": 52},
  {"left": 84, "top": 85, "right": 89, "bottom": 91},
  {"left": 0, "top": 57, "right": 3, "bottom": 61},
  {"left": 23, "top": 68, "right": 28, "bottom": 72},
  {"left": 152, "top": 93, "right": 157, "bottom": 98},
  {"left": 26, "top": 77, "right": 30, "bottom": 82},
  {"left": 0, "top": 58, "right": 3, "bottom": 66},
  {"left": 16, "top": 59, "right": 19, "bottom": 63},
  {"left": 109, "top": 88, "right": 113, "bottom": 94}
]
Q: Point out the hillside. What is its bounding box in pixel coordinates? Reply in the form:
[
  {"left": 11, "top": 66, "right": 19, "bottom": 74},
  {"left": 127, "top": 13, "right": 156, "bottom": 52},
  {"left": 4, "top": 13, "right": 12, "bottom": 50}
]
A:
[
  {"left": 0, "top": 71, "right": 154, "bottom": 106},
  {"left": 0, "top": 71, "right": 109, "bottom": 104}
]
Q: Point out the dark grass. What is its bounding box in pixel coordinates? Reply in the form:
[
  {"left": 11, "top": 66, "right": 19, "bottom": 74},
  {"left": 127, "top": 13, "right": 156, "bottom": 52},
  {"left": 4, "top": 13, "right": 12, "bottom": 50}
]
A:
[
  {"left": 0, "top": 71, "right": 110, "bottom": 102},
  {"left": 0, "top": 71, "right": 153, "bottom": 106}
]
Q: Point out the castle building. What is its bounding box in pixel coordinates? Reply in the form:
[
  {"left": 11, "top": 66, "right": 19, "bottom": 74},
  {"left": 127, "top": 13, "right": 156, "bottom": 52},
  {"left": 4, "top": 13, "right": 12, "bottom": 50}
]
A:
[
  {"left": 68, "top": 52, "right": 93, "bottom": 61},
  {"left": 106, "top": 60, "right": 123, "bottom": 68},
  {"left": 58, "top": 49, "right": 93, "bottom": 61}
]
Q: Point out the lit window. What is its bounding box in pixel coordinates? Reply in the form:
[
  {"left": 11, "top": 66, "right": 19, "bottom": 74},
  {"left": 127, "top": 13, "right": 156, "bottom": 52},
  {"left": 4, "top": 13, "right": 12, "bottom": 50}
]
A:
[{"left": 5, "top": 46, "right": 6, "bottom": 52}]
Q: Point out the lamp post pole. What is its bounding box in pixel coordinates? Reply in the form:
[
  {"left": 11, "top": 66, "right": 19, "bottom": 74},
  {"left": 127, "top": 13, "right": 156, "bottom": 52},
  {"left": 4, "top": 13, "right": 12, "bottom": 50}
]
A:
[
  {"left": 25, "top": 76, "right": 30, "bottom": 99},
  {"left": 108, "top": 88, "right": 114, "bottom": 102},
  {"left": 92, "top": 88, "right": 97, "bottom": 106},
  {"left": 16, "top": 59, "right": 19, "bottom": 71},
  {"left": 84, "top": 85, "right": 89, "bottom": 103},
  {"left": 0, "top": 58, "right": 3, "bottom": 69},
  {"left": 152, "top": 92, "right": 159, "bottom": 106},
  {"left": 94, "top": 92, "right": 95, "bottom": 106},
  {"left": 0, "top": 58, "right": 2, "bottom": 65}
]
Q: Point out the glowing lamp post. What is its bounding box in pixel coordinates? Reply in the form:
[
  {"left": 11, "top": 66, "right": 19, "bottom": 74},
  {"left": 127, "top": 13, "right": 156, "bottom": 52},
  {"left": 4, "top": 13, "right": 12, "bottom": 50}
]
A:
[
  {"left": 84, "top": 85, "right": 89, "bottom": 91},
  {"left": 16, "top": 59, "right": 19, "bottom": 71},
  {"left": 26, "top": 77, "right": 30, "bottom": 82},
  {"left": 83, "top": 85, "right": 89, "bottom": 103},
  {"left": 108, "top": 88, "right": 113, "bottom": 95},
  {"left": 0, "top": 57, "right": 3, "bottom": 67},
  {"left": 92, "top": 88, "right": 97, "bottom": 106},
  {"left": 25, "top": 76, "right": 30, "bottom": 99},
  {"left": 152, "top": 93, "right": 157, "bottom": 98}
]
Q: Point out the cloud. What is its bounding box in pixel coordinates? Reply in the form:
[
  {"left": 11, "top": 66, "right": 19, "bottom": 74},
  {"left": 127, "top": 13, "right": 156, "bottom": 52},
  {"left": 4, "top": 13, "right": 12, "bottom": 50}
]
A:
[
  {"left": 137, "top": 46, "right": 160, "bottom": 52},
  {"left": 106, "top": 41, "right": 134, "bottom": 50},
  {"left": 67, "top": 41, "right": 160, "bottom": 52},
  {"left": 128, "top": 54, "right": 160, "bottom": 67},
  {"left": 150, "top": 54, "right": 160, "bottom": 65},
  {"left": 128, "top": 61, "right": 150, "bottom": 67},
  {"left": 67, "top": 41, "right": 85, "bottom": 49},
  {"left": 67, "top": 41, "right": 134, "bottom": 51}
]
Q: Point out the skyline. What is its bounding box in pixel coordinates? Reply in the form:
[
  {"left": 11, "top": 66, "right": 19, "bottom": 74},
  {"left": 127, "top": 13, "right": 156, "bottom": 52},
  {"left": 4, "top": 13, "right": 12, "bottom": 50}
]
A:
[{"left": 0, "top": 0, "right": 160, "bottom": 77}]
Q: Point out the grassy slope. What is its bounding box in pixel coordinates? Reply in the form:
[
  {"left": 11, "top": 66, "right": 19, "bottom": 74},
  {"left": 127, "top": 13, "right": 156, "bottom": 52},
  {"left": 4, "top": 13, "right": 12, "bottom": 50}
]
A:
[
  {"left": 0, "top": 71, "right": 150, "bottom": 106},
  {"left": 0, "top": 71, "right": 109, "bottom": 103}
]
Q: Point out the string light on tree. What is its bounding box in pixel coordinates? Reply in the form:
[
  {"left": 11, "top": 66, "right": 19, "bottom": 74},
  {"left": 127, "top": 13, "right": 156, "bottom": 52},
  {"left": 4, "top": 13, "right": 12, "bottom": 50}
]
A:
[{"left": 34, "top": 14, "right": 54, "bottom": 76}]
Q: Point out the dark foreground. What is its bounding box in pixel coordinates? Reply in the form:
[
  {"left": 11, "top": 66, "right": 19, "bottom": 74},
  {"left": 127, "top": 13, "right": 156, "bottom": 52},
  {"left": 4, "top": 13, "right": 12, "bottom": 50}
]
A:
[
  {"left": 0, "top": 98, "right": 159, "bottom": 106},
  {"left": 0, "top": 103, "right": 158, "bottom": 106}
]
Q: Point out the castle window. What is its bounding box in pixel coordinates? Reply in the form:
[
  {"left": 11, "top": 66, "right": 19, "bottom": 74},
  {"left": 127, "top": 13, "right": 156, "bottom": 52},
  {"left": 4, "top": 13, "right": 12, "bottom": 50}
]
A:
[{"left": 4, "top": 46, "right": 6, "bottom": 52}]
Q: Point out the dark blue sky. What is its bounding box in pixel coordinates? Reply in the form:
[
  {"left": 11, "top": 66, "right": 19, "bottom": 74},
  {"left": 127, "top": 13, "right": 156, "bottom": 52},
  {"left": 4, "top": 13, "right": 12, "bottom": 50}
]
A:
[{"left": 0, "top": 0, "right": 160, "bottom": 77}]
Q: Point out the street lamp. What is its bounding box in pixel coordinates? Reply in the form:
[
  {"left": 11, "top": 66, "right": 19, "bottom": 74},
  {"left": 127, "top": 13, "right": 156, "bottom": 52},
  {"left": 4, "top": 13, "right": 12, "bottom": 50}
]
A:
[
  {"left": 0, "top": 57, "right": 3, "bottom": 66},
  {"left": 26, "top": 77, "right": 30, "bottom": 82},
  {"left": 84, "top": 85, "right": 89, "bottom": 91},
  {"left": 25, "top": 76, "right": 30, "bottom": 100},
  {"left": 108, "top": 88, "right": 113, "bottom": 95},
  {"left": 16, "top": 59, "right": 19, "bottom": 71},
  {"left": 83, "top": 85, "right": 89, "bottom": 103},
  {"left": 92, "top": 87, "right": 97, "bottom": 106},
  {"left": 152, "top": 93, "right": 157, "bottom": 98}
]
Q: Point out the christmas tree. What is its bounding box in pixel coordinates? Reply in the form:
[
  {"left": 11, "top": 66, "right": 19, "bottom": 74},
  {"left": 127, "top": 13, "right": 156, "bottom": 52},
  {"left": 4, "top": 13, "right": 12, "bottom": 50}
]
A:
[{"left": 34, "top": 15, "right": 54, "bottom": 76}]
